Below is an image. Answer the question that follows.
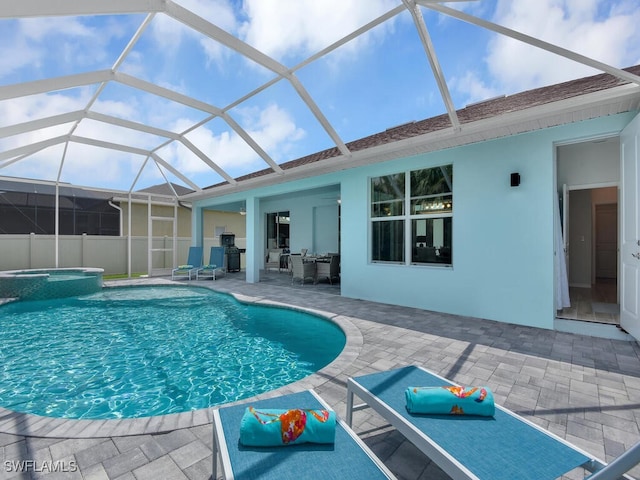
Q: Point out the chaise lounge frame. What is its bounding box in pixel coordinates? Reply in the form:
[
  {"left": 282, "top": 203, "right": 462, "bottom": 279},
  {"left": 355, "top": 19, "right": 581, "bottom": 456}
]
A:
[
  {"left": 212, "top": 389, "right": 396, "bottom": 480},
  {"left": 346, "top": 365, "right": 633, "bottom": 480}
]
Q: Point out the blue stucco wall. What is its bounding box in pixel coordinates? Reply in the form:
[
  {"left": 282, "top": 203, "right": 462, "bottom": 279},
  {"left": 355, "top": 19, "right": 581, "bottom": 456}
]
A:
[{"left": 193, "top": 112, "right": 636, "bottom": 329}]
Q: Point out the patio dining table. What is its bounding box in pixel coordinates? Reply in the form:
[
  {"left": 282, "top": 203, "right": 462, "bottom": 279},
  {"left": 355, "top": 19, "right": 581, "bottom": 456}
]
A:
[{"left": 304, "top": 255, "right": 331, "bottom": 262}]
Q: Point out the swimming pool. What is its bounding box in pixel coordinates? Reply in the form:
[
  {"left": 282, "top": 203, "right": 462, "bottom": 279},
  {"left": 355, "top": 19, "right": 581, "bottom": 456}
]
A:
[{"left": 0, "top": 285, "right": 346, "bottom": 419}]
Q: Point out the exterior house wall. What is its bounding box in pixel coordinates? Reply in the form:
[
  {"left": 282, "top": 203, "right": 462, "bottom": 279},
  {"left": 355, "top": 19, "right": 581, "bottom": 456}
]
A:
[
  {"left": 120, "top": 203, "right": 245, "bottom": 239},
  {"left": 557, "top": 140, "right": 620, "bottom": 186},
  {"left": 339, "top": 131, "right": 555, "bottom": 328},
  {"left": 259, "top": 190, "right": 339, "bottom": 260},
  {"left": 193, "top": 112, "right": 637, "bottom": 330}
]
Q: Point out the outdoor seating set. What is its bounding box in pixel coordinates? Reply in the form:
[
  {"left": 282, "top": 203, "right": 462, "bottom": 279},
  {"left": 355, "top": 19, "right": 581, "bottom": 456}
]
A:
[
  {"left": 212, "top": 365, "right": 640, "bottom": 479},
  {"left": 264, "top": 248, "right": 340, "bottom": 285},
  {"left": 289, "top": 252, "right": 340, "bottom": 286}
]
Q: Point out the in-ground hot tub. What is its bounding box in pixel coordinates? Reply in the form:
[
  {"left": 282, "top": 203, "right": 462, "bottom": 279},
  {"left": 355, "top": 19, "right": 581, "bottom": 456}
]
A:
[{"left": 0, "top": 268, "right": 104, "bottom": 301}]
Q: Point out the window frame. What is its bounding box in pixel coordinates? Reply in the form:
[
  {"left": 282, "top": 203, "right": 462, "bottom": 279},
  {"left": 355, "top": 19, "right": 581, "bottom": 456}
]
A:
[{"left": 370, "top": 164, "right": 453, "bottom": 267}]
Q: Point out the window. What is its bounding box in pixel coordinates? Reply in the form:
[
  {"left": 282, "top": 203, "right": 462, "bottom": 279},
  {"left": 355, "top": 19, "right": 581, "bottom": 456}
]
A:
[
  {"left": 370, "top": 165, "right": 452, "bottom": 265},
  {"left": 371, "top": 174, "right": 405, "bottom": 262}
]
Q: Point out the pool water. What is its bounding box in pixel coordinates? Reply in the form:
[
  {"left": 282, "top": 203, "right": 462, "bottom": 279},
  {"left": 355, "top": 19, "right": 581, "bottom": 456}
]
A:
[{"left": 0, "top": 286, "right": 346, "bottom": 419}]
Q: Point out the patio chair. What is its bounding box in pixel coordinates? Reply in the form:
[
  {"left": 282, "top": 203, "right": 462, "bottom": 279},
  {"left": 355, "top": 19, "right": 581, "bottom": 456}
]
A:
[
  {"left": 346, "top": 365, "right": 614, "bottom": 480},
  {"left": 265, "top": 248, "right": 283, "bottom": 273},
  {"left": 171, "top": 246, "right": 203, "bottom": 280},
  {"left": 290, "top": 253, "right": 315, "bottom": 285},
  {"left": 196, "top": 246, "right": 226, "bottom": 280},
  {"left": 212, "top": 389, "right": 396, "bottom": 480},
  {"left": 315, "top": 254, "right": 340, "bottom": 284}
]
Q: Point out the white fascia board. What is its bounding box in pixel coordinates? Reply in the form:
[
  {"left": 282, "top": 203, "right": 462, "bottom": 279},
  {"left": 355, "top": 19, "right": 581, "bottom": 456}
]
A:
[
  {"left": 0, "top": 175, "right": 149, "bottom": 197},
  {"left": 185, "top": 84, "right": 640, "bottom": 201}
]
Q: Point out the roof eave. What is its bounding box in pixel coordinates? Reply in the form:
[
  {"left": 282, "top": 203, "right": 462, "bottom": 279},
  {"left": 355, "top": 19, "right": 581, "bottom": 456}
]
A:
[{"left": 184, "top": 83, "right": 640, "bottom": 202}]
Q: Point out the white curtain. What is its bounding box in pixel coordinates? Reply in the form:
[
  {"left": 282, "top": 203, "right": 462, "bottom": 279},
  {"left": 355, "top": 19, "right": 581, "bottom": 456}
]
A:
[{"left": 554, "top": 196, "right": 571, "bottom": 310}]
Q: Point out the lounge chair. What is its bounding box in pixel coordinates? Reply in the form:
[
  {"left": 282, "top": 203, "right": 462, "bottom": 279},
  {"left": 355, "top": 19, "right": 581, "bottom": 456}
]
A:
[
  {"left": 346, "top": 365, "right": 616, "bottom": 480},
  {"left": 196, "top": 246, "right": 226, "bottom": 280},
  {"left": 171, "top": 246, "right": 203, "bottom": 280},
  {"left": 585, "top": 440, "right": 640, "bottom": 479},
  {"left": 212, "top": 389, "right": 396, "bottom": 480}
]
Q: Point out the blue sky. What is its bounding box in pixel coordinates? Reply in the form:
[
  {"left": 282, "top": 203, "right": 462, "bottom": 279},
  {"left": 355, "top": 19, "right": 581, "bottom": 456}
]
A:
[{"left": 0, "top": 0, "right": 639, "bottom": 192}]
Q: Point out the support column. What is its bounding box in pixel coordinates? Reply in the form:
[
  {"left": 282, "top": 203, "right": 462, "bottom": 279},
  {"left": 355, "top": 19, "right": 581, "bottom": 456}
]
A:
[
  {"left": 192, "top": 204, "right": 204, "bottom": 247},
  {"left": 245, "top": 197, "right": 260, "bottom": 283}
]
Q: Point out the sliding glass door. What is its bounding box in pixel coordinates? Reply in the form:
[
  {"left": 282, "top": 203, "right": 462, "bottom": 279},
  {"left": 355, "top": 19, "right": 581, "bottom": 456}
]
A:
[{"left": 266, "top": 211, "right": 290, "bottom": 250}]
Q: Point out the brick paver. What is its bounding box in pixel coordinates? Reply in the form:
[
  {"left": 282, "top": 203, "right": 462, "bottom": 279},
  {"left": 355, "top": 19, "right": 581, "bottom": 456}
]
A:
[{"left": 0, "top": 273, "right": 639, "bottom": 479}]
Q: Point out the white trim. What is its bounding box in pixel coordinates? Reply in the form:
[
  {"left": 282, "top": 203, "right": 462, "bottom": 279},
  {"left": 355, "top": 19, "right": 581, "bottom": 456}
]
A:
[{"left": 566, "top": 181, "right": 619, "bottom": 191}]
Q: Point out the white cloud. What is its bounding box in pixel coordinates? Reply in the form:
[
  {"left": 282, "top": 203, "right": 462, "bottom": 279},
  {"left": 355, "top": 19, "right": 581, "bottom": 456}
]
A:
[
  {"left": 18, "top": 16, "right": 95, "bottom": 41},
  {"left": 0, "top": 90, "right": 147, "bottom": 188},
  {"left": 448, "top": 0, "right": 640, "bottom": 103},
  {"left": 0, "top": 37, "right": 42, "bottom": 77},
  {"left": 0, "top": 90, "right": 93, "bottom": 127},
  {"left": 164, "top": 103, "right": 305, "bottom": 178},
  {"left": 151, "top": 0, "right": 238, "bottom": 65},
  {"left": 487, "top": 0, "right": 640, "bottom": 91},
  {"left": 449, "top": 71, "right": 501, "bottom": 106},
  {"left": 238, "top": 0, "right": 398, "bottom": 63},
  {"left": 0, "top": 15, "right": 135, "bottom": 84}
]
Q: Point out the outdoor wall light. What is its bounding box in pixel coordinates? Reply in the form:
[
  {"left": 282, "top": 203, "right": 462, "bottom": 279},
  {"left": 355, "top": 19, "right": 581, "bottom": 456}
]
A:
[{"left": 510, "top": 172, "right": 521, "bottom": 187}]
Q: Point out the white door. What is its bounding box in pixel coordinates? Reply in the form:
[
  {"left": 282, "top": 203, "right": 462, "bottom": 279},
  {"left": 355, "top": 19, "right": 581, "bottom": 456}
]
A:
[{"left": 620, "top": 113, "right": 640, "bottom": 339}]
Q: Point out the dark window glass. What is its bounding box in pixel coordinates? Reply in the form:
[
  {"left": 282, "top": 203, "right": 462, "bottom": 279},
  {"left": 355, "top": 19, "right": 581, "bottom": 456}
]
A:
[
  {"left": 412, "top": 217, "right": 452, "bottom": 265},
  {"left": 370, "top": 164, "right": 453, "bottom": 266},
  {"left": 371, "top": 173, "right": 405, "bottom": 217},
  {"left": 372, "top": 219, "right": 404, "bottom": 262}
]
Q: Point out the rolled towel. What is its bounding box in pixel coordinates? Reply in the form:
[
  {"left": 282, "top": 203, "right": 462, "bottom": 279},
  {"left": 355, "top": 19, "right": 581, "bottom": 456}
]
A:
[
  {"left": 178, "top": 265, "right": 193, "bottom": 269},
  {"left": 202, "top": 264, "right": 217, "bottom": 269},
  {"left": 405, "top": 385, "right": 495, "bottom": 417},
  {"left": 239, "top": 407, "right": 336, "bottom": 447}
]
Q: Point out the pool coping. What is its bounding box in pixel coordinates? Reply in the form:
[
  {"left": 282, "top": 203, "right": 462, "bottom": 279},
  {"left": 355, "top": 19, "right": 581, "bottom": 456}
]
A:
[{"left": 0, "top": 280, "right": 363, "bottom": 438}]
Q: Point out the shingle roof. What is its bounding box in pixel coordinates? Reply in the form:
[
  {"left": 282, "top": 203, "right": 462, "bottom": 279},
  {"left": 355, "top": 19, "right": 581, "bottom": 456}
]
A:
[{"left": 206, "top": 64, "right": 640, "bottom": 190}]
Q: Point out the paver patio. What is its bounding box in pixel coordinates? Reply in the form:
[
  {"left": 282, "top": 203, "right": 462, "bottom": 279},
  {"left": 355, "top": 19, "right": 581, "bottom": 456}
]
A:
[{"left": 0, "top": 271, "right": 639, "bottom": 479}]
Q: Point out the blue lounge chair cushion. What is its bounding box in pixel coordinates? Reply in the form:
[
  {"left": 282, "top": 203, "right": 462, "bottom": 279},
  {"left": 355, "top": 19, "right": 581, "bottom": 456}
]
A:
[
  {"left": 240, "top": 407, "right": 336, "bottom": 447},
  {"left": 354, "top": 366, "right": 591, "bottom": 480},
  {"left": 216, "top": 390, "right": 393, "bottom": 479},
  {"left": 405, "top": 385, "right": 495, "bottom": 416}
]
